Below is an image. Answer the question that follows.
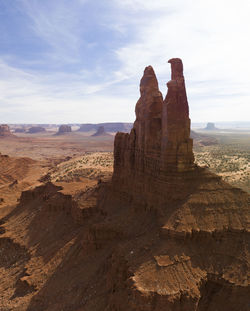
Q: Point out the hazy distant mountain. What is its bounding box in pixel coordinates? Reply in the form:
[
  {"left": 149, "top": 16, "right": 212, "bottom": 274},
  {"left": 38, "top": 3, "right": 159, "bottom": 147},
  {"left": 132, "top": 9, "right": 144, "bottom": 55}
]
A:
[
  {"left": 192, "top": 121, "right": 250, "bottom": 129},
  {"left": 27, "top": 126, "right": 46, "bottom": 134},
  {"left": 78, "top": 122, "right": 133, "bottom": 133}
]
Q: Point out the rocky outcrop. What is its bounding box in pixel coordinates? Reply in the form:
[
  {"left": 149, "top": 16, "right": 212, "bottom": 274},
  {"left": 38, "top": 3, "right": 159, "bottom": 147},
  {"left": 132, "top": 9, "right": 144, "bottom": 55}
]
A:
[
  {"left": 56, "top": 125, "right": 72, "bottom": 135},
  {"left": 19, "top": 182, "right": 73, "bottom": 214},
  {"left": 0, "top": 124, "right": 14, "bottom": 137},
  {"left": 92, "top": 126, "right": 111, "bottom": 137}
]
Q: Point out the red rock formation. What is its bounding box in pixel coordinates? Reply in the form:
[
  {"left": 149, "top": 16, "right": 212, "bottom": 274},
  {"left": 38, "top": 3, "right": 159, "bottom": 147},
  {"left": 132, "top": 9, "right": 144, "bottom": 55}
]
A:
[
  {"left": 105, "top": 60, "right": 250, "bottom": 310},
  {"left": 0, "top": 124, "right": 13, "bottom": 137},
  {"left": 114, "top": 59, "right": 193, "bottom": 181},
  {"left": 56, "top": 124, "right": 72, "bottom": 135},
  {"left": 113, "top": 59, "right": 195, "bottom": 208},
  {"left": 162, "top": 58, "right": 194, "bottom": 171}
]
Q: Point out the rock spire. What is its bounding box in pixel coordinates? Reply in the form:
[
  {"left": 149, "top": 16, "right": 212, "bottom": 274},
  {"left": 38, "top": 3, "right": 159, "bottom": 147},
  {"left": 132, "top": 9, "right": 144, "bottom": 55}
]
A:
[
  {"left": 162, "top": 58, "right": 194, "bottom": 171},
  {"left": 113, "top": 58, "right": 194, "bottom": 185}
]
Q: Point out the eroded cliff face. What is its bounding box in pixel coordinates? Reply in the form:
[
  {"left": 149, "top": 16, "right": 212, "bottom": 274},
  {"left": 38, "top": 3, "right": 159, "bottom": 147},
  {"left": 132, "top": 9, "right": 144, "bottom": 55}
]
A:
[
  {"left": 163, "top": 58, "right": 194, "bottom": 171},
  {"left": 113, "top": 59, "right": 195, "bottom": 209},
  {"left": 114, "top": 58, "right": 193, "bottom": 176},
  {"left": 104, "top": 59, "right": 250, "bottom": 310}
]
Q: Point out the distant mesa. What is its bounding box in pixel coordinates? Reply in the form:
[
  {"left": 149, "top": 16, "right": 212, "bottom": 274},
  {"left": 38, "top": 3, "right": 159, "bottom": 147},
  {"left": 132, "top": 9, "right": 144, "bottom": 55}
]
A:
[
  {"left": 204, "top": 122, "right": 218, "bottom": 131},
  {"left": 14, "top": 128, "right": 26, "bottom": 133},
  {"left": 56, "top": 125, "right": 72, "bottom": 135},
  {"left": 78, "top": 122, "right": 133, "bottom": 133},
  {"left": 0, "top": 124, "right": 14, "bottom": 137},
  {"left": 27, "top": 126, "right": 46, "bottom": 134},
  {"left": 78, "top": 124, "right": 96, "bottom": 132},
  {"left": 91, "top": 126, "right": 112, "bottom": 137}
]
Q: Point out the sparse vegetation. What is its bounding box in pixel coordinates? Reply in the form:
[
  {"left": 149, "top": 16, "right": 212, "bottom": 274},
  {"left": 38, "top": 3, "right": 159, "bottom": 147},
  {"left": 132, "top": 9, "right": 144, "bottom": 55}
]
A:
[
  {"left": 194, "top": 133, "right": 250, "bottom": 193},
  {"left": 50, "top": 152, "right": 113, "bottom": 182}
]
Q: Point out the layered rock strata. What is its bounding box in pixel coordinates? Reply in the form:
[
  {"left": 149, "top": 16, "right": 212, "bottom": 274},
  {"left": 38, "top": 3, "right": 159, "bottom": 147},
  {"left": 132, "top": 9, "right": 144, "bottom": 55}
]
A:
[
  {"left": 0, "top": 124, "right": 13, "bottom": 137},
  {"left": 103, "top": 59, "right": 250, "bottom": 310},
  {"left": 56, "top": 125, "right": 72, "bottom": 135},
  {"left": 113, "top": 59, "right": 195, "bottom": 207}
]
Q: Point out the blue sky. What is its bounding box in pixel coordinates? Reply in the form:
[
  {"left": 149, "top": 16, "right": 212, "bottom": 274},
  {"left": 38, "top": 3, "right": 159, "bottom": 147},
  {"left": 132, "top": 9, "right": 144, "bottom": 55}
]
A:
[{"left": 0, "top": 0, "right": 250, "bottom": 123}]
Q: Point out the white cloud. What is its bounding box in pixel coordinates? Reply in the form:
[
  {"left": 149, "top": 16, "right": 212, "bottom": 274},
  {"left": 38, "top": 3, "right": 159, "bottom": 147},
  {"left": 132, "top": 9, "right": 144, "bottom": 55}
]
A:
[
  {"left": 1, "top": 0, "right": 250, "bottom": 123},
  {"left": 0, "top": 58, "right": 135, "bottom": 123},
  {"left": 109, "top": 0, "right": 250, "bottom": 121},
  {"left": 21, "top": 0, "right": 88, "bottom": 63}
]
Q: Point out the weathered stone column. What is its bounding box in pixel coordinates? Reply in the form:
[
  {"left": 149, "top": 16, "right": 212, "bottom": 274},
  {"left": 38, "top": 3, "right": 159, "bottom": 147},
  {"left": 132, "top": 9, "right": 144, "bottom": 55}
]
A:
[{"left": 161, "top": 58, "right": 194, "bottom": 171}]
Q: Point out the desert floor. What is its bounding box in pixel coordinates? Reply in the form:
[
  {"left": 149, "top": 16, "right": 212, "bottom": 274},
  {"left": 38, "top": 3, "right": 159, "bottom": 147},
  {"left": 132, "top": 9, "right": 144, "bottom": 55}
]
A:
[{"left": 0, "top": 129, "right": 249, "bottom": 310}]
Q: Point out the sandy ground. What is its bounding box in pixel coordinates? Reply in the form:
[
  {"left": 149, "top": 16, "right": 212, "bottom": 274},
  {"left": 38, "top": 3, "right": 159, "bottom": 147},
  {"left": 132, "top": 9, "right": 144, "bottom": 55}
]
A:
[
  {"left": 0, "top": 132, "right": 114, "bottom": 214},
  {"left": 193, "top": 131, "right": 250, "bottom": 193},
  {"left": 0, "top": 131, "right": 114, "bottom": 161}
]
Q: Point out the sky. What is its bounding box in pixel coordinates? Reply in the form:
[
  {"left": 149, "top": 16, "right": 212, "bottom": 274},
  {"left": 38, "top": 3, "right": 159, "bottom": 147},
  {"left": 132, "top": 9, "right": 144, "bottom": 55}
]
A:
[{"left": 0, "top": 0, "right": 250, "bottom": 124}]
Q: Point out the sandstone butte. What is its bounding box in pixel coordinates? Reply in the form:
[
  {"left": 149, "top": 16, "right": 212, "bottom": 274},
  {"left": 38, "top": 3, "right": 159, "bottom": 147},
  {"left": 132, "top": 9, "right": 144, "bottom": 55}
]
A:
[
  {"left": 56, "top": 124, "right": 72, "bottom": 135},
  {"left": 0, "top": 59, "right": 249, "bottom": 311},
  {"left": 204, "top": 122, "right": 218, "bottom": 131},
  {"left": 92, "top": 126, "right": 112, "bottom": 137},
  {"left": 0, "top": 124, "right": 14, "bottom": 137}
]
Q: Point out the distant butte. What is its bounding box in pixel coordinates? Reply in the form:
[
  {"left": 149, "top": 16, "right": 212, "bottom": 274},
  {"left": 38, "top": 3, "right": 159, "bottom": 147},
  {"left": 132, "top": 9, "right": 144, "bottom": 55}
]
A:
[
  {"left": 56, "top": 124, "right": 72, "bottom": 135},
  {"left": 204, "top": 122, "right": 219, "bottom": 131},
  {"left": 0, "top": 124, "right": 14, "bottom": 137},
  {"left": 92, "top": 126, "right": 112, "bottom": 137}
]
